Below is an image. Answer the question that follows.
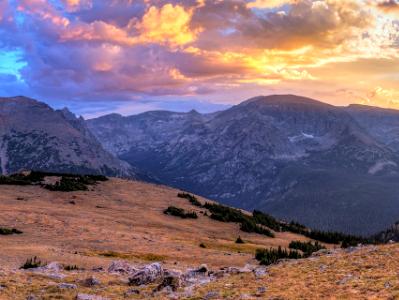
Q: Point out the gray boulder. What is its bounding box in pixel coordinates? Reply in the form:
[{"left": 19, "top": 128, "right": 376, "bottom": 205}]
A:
[
  {"left": 128, "top": 263, "right": 164, "bottom": 286},
  {"left": 76, "top": 294, "right": 109, "bottom": 300},
  {"left": 82, "top": 276, "right": 101, "bottom": 287},
  {"left": 108, "top": 260, "right": 137, "bottom": 275},
  {"left": 155, "top": 269, "right": 182, "bottom": 292},
  {"left": 58, "top": 283, "right": 77, "bottom": 289}
]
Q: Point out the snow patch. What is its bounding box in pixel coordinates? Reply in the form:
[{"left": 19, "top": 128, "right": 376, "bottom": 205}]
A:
[
  {"left": 368, "top": 161, "right": 397, "bottom": 175},
  {"left": 289, "top": 132, "right": 315, "bottom": 143}
]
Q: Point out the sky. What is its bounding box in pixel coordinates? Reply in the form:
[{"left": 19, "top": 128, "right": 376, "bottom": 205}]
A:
[{"left": 0, "top": 0, "right": 398, "bottom": 118}]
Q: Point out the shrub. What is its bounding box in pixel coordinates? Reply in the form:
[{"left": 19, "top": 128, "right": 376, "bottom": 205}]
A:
[
  {"left": 288, "top": 240, "right": 325, "bottom": 256},
  {"left": 235, "top": 236, "right": 245, "bottom": 244},
  {"left": 253, "top": 210, "right": 282, "bottom": 232},
  {"left": 204, "top": 202, "right": 275, "bottom": 238},
  {"left": 163, "top": 206, "right": 198, "bottom": 219},
  {"left": 0, "top": 227, "right": 23, "bottom": 235},
  {"left": 280, "top": 220, "right": 370, "bottom": 247},
  {"left": 0, "top": 171, "right": 107, "bottom": 191},
  {"left": 0, "top": 175, "right": 31, "bottom": 186},
  {"left": 199, "top": 243, "right": 206, "bottom": 248},
  {"left": 255, "top": 246, "right": 302, "bottom": 265},
  {"left": 240, "top": 218, "right": 275, "bottom": 237},
  {"left": 64, "top": 264, "right": 81, "bottom": 271},
  {"left": 20, "top": 256, "right": 44, "bottom": 269},
  {"left": 281, "top": 221, "right": 308, "bottom": 235},
  {"left": 177, "top": 192, "right": 202, "bottom": 207},
  {"left": 45, "top": 176, "right": 88, "bottom": 192},
  {"left": 204, "top": 202, "right": 246, "bottom": 223}
]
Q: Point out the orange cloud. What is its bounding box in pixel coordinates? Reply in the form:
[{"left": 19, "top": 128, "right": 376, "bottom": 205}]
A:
[
  {"left": 60, "top": 3, "right": 200, "bottom": 48},
  {"left": 61, "top": 0, "right": 92, "bottom": 12},
  {"left": 135, "top": 4, "right": 201, "bottom": 47}
]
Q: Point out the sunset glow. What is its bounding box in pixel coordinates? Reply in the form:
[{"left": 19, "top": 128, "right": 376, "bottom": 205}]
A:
[{"left": 0, "top": 0, "right": 398, "bottom": 116}]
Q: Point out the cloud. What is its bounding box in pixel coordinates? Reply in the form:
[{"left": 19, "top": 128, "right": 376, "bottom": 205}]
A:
[
  {"left": 61, "top": 0, "right": 92, "bottom": 12},
  {"left": 0, "top": 0, "right": 398, "bottom": 113},
  {"left": 60, "top": 3, "right": 200, "bottom": 48},
  {"left": 247, "top": 0, "right": 296, "bottom": 9},
  {"left": 377, "top": 0, "right": 399, "bottom": 16}
]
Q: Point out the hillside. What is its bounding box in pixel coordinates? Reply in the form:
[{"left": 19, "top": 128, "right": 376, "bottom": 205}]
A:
[
  {"left": 0, "top": 96, "right": 134, "bottom": 177},
  {"left": 0, "top": 175, "right": 317, "bottom": 299},
  {"left": 88, "top": 95, "right": 399, "bottom": 235},
  {"left": 192, "top": 244, "right": 399, "bottom": 299},
  {"left": 0, "top": 175, "right": 396, "bottom": 299}
]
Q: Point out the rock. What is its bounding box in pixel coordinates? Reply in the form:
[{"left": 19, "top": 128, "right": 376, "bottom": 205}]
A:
[
  {"left": 155, "top": 270, "right": 182, "bottom": 292},
  {"left": 76, "top": 294, "right": 109, "bottom": 300},
  {"left": 182, "top": 286, "right": 194, "bottom": 298},
  {"left": 344, "top": 246, "right": 359, "bottom": 253},
  {"left": 128, "top": 263, "right": 164, "bottom": 286},
  {"left": 26, "top": 295, "right": 37, "bottom": 300},
  {"left": 124, "top": 288, "right": 140, "bottom": 297},
  {"left": 83, "top": 276, "right": 101, "bottom": 287},
  {"left": 257, "top": 286, "right": 267, "bottom": 294},
  {"left": 182, "top": 265, "right": 211, "bottom": 286},
  {"left": 253, "top": 267, "right": 267, "bottom": 278},
  {"left": 184, "top": 264, "right": 208, "bottom": 277},
  {"left": 92, "top": 266, "right": 104, "bottom": 272},
  {"left": 28, "top": 262, "right": 66, "bottom": 279},
  {"left": 221, "top": 264, "right": 254, "bottom": 275},
  {"left": 311, "top": 249, "right": 335, "bottom": 257},
  {"left": 36, "top": 262, "right": 62, "bottom": 272},
  {"left": 319, "top": 264, "right": 327, "bottom": 272},
  {"left": 58, "top": 283, "right": 77, "bottom": 289},
  {"left": 108, "top": 261, "right": 137, "bottom": 274},
  {"left": 337, "top": 274, "right": 357, "bottom": 285},
  {"left": 204, "top": 291, "right": 219, "bottom": 299}
]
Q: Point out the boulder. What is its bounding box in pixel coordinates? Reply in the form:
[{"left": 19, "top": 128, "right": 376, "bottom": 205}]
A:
[
  {"left": 58, "top": 283, "right": 77, "bottom": 289},
  {"left": 28, "top": 262, "right": 66, "bottom": 280},
  {"left": 128, "top": 263, "right": 164, "bottom": 286},
  {"left": 253, "top": 267, "right": 267, "bottom": 278},
  {"left": 155, "top": 270, "right": 182, "bottom": 292},
  {"left": 204, "top": 291, "right": 219, "bottom": 299},
  {"left": 108, "top": 260, "right": 137, "bottom": 275},
  {"left": 76, "top": 294, "right": 109, "bottom": 300},
  {"left": 182, "top": 264, "right": 211, "bottom": 286},
  {"left": 82, "top": 276, "right": 101, "bottom": 287},
  {"left": 124, "top": 288, "right": 140, "bottom": 297}
]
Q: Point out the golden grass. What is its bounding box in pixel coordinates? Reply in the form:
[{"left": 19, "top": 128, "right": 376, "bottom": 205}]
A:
[{"left": 95, "top": 250, "right": 169, "bottom": 262}]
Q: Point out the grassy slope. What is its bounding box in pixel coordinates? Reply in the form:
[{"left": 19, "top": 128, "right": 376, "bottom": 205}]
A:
[
  {"left": 0, "top": 178, "right": 315, "bottom": 299},
  {"left": 193, "top": 244, "right": 399, "bottom": 299}
]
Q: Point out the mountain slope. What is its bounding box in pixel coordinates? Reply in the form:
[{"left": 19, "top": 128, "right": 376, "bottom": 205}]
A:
[
  {"left": 0, "top": 176, "right": 318, "bottom": 299},
  {"left": 88, "top": 95, "right": 399, "bottom": 235},
  {"left": 0, "top": 96, "right": 134, "bottom": 177},
  {"left": 346, "top": 104, "right": 399, "bottom": 152}
]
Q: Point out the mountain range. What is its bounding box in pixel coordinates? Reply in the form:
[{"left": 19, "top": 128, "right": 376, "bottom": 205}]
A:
[
  {"left": 87, "top": 95, "right": 399, "bottom": 235},
  {"left": 2, "top": 94, "right": 399, "bottom": 235}
]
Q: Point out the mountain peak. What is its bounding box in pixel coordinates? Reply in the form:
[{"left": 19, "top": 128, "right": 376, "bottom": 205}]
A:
[
  {"left": 240, "top": 94, "right": 332, "bottom": 108},
  {"left": 0, "top": 95, "right": 44, "bottom": 106}
]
